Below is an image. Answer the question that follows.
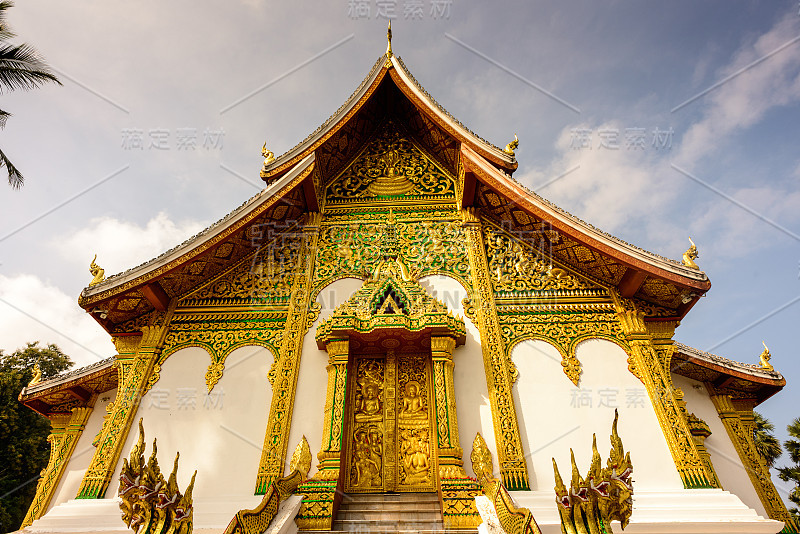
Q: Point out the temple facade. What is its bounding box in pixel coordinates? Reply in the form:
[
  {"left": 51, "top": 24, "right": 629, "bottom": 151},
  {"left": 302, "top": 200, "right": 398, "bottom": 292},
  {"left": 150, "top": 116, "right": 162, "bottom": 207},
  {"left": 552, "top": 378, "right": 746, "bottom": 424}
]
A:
[{"left": 16, "top": 35, "right": 797, "bottom": 534}]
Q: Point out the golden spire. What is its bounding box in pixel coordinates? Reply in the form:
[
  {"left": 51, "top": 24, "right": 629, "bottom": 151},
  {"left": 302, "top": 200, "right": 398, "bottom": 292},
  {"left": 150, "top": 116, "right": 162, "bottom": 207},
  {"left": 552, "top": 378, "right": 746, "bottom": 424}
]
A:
[{"left": 386, "top": 20, "right": 393, "bottom": 57}]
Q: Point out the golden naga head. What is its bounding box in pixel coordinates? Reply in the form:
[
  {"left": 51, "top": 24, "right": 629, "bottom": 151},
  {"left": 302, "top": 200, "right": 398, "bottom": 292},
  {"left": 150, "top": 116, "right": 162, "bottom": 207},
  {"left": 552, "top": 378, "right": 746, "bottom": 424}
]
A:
[
  {"left": 504, "top": 133, "right": 519, "bottom": 156},
  {"left": 759, "top": 341, "right": 774, "bottom": 371},
  {"left": 89, "top": 254, "right": 105, "bottom": 286},
  {"left": 261, "top": 142, "right": 275, "bottom": 164},
  {"left": 470, "top": 433, "right": 495, "bottom": 485},
  {"left": 682, "top": 237, "right": 699, "bottom": 269}
]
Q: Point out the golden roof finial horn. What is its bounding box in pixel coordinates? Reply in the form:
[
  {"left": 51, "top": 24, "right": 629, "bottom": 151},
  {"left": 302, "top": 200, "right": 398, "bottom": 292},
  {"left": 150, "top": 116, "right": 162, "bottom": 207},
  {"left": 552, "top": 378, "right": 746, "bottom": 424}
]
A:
[{"left": 387, "top": 20, "right": 393, "bottom": 57}]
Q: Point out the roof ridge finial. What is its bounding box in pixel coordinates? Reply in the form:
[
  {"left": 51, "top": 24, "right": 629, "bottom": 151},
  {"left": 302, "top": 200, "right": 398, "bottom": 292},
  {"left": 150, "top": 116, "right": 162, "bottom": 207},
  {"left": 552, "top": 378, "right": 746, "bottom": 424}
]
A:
[{"left": 386, "top": 20, "right": 393, "bottom": 58}]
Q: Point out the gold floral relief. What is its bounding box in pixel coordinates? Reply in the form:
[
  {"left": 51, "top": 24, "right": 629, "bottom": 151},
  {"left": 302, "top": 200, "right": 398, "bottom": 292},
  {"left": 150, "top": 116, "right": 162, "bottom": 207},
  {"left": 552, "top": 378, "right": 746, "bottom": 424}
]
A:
[
  {"left": 325, "top": 121, "right": 456, "bottom": 204},
  {"left": 485, "top": 225, "right": 597, "bottom": 293}
]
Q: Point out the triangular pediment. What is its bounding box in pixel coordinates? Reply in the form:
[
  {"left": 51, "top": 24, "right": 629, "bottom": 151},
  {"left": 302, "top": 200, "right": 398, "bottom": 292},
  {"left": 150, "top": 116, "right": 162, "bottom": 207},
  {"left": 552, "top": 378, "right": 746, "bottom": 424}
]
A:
[{"left": 324, "top": 121, "right": 456, "bottom": 208}]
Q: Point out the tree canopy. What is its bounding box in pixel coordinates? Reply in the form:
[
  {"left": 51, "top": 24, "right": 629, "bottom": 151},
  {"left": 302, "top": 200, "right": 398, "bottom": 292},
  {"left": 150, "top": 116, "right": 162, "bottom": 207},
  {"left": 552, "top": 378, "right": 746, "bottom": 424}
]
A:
[
  {"left": 779, "top": 418, "right": 800, "bottom": 522},
  {"left": 0, "top": 342, "right": 72, "bottom": 533}
]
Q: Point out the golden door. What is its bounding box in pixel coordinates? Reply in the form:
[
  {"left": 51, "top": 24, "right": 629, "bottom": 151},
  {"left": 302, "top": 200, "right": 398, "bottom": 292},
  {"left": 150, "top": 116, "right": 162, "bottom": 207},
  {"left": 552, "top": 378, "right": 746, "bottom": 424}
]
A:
[{"left": 343, "top": 351, "right": 437, "bottom": 493}]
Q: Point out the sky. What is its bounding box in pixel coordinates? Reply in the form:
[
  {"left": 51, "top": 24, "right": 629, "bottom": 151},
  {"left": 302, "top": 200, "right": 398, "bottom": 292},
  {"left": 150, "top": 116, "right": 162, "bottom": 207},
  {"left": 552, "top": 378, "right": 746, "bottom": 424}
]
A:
[{"left": 1, "top": 0, "right": 799, "bottom": 505}]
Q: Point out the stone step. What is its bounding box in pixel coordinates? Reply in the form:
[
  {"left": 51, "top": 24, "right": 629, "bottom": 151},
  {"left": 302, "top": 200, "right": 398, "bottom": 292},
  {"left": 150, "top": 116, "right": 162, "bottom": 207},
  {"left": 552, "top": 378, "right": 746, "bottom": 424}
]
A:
[
  {"left": 336, "top": 508, "right": 442, "bottom": 521},
  {"left": 333, "top": 518, "right": 444, "bottom": 532},
  {"left": 301, "top": 531, "right": 477, "bottom": 534},
  {"left": 338, "top": 501, "right": 441, "bottom": 511}
]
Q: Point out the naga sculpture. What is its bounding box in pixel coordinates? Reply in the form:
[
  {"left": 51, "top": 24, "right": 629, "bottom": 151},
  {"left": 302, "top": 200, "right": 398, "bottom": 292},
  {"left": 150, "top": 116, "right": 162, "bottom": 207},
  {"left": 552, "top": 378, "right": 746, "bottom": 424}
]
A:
[
  {"left": 553, "top": 410, "right": 633, "bottom": 534},
  {"left": 471, "top": 433, "right": 542, "bottom": 534},
  {"left": 89, "top": 254, "right": 105, "bottom": 286},
  {"left": 759, "top": 341, "right": 774, "bottom": 371},
  {"left": 119, "top": 420, "right": 196, "bottom": 534},
  {"left": 223, "top": 437, "right": 311, "bottom": 534},
  {"left": 681, "top": 237, "right": 699, "bottom": 269}
]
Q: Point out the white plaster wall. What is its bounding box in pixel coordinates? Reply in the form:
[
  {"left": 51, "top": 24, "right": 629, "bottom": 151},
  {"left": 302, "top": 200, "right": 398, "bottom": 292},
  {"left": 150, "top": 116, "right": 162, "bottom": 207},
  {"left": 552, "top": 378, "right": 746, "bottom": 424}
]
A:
[
  {"left": 511, "top": 338, "right": 683, "bottom": 492},
  {"left": 419, "top": 274, "right": 498, "bottom": 478},
  {"left": 105, "top": 345, "right": 273, "bottom": 506},
  {"left": 47, "top": 390, "right": 118, "bottom": 511},
  {"left": 672, "top": 373, "right": 769, "bottom": 517},
  {"left": 286, "top": 277, "right": 364, "bottom": 478}
]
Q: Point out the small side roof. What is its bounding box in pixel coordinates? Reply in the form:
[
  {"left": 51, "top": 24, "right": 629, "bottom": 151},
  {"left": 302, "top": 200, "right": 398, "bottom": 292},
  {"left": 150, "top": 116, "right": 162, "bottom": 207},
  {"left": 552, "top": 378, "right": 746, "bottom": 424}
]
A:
[{"left": 671, "top": 342, "right": 785, "bottom": 404}]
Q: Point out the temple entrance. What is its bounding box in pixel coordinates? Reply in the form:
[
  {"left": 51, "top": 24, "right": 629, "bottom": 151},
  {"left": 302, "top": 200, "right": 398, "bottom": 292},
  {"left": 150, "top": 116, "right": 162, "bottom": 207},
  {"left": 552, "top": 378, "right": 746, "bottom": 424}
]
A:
[{"left": 343, "top": 351, "right": 437, "bottom": 493}]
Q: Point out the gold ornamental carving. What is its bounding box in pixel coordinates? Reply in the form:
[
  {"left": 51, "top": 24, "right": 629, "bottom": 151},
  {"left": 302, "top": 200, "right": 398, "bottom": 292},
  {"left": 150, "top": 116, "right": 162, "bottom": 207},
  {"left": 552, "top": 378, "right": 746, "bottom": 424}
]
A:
[
  {"left": 462, "top": 208, "right": 530, "bottom": 490},
  {"left": 255, "top": 213, "right": 321, "bottom": 494},
  {"left": 77, "top": 314, "right": 174, "bottom": 500},
  {"left": 344, "top": 352, "right": 437, "bottom": 494},
  {"left": 119, "top": 420, "right": 196, "bottom": 534},
  {"left": 325, "top": 121, "right": 456, "bottom": 205},
  {"left": 313, "top": 213, "right": 470, "bottom": 292},
  {"left": 499, "top": 312, "right": 629, "bottom": 386},
  {"left": 225, "top": 438, "right": 311, "bottom": 534},
  {"left": 552, "top": 410, "right": 634, "bottom": 533},
  {"left": 470, "top": 433, "right": 543, "bottom": 534},
  {"left": 611, "top": 294, "right": 715, "bottom": 490},
  {"left": 21, "top": 407, "right": 93, "bottom": 528},
  {"left": 485, "top": 225, "right": 597, "bottom": 293},
  {"left": 709, "top": 392, "right": 798, "bottom": 528}
]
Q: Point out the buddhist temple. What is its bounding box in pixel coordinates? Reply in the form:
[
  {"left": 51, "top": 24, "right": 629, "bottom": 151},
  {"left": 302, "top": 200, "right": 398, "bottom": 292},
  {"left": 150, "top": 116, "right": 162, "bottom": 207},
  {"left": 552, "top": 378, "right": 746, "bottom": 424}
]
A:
[{"left": 16, "top": 28, "right": 797, "bottom": 534}]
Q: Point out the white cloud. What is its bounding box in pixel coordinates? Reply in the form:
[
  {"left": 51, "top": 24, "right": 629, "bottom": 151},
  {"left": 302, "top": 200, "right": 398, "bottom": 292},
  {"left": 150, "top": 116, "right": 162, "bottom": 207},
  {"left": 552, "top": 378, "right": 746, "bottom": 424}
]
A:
[
  {"left": 677, "top": 15, "right": 800, "bottom": 167},
  {"left": 0, "top": 274, "right": 115, "bottom": 368},
  {"left": 52, "top": 213, "right": 207, "bottom": 278}
]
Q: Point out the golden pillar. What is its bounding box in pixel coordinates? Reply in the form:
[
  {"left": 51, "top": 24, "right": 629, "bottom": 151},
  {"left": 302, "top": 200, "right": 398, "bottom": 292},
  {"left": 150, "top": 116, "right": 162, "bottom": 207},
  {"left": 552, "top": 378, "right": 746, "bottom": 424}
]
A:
[
  {"left": 77, "top": 320, "right": 172, "bottom": 499},
  {"left": 295, "top": 338, "right": 348, "bottom": 530},
  {"left": 461, "top": 208, "right": 530, "bottom": 491},
  {"left": 430, "top": 336, "right": 465, "bottom": 478},
  {"left": 708, "top": 392, "right": 798, "bottom": 529},
  {"left": 685, "top": 413, "right": 722, "bottom": 489},
  {"left": 613, "top": 297, "right": 716, "bottom": 489},
  {"left": 316, "top": 338, "right": 350, "bottom": 479},
  {"left": 22, "top": 406, "right": 93, "bottom": 526},
  {"left": 255, "top": 212, "right": 321, "bottom": 493}
]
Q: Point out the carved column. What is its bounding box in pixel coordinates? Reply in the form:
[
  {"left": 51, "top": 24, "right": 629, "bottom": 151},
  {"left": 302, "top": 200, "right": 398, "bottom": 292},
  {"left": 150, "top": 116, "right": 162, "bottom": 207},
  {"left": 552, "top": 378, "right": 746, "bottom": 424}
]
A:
[
  {"left": 613, "top": 296, "right": 716, "bottom": 489},
  {"left": 21, "top": 406, "right": 93, "bottom": 526},
  {"left": 685, "top": 413, "right": 722, "bottom": 489},
  {"left": 709, "top": 392, "right": 797, "bottom": 528},
  {"left": 431, "top": 336, "right": 465, "bottom": 477},
  {"left": 461, "top": 208, "right": 530, "bottom": 491},
  {"left": 255, "top": 212, "right": 321, "bottom": 493},
  {"left": 295, "top": 338, "right": 348, "bottom": 531},
  {"left": 316, "top": 338, "right": 349, "bottom": 479},
  {"left": 77, "top": 320, "right": 172, "bottom": 499}
]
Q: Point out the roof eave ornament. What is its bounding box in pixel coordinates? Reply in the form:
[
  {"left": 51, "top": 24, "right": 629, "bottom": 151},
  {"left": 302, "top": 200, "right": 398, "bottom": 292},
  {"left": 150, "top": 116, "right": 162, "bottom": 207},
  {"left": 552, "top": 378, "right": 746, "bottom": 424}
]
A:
[
  {"left": 385, "top": 20, "right": 394, "bottom": 68},
  {"left": 759, "top": 341, "right": 774, "bottom": 371},
  {"left": 682, "top": 237, "right": 700, "bottom": 270},
  {"left": 503, "top": 133, "right": 519, "bottom": 157}
]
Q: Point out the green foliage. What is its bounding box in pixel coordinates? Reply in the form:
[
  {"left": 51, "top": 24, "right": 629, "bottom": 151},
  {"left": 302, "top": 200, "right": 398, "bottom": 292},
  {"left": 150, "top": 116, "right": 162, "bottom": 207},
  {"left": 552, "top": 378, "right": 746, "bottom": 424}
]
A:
[
  {"left": 779, "top": 418, "right": 800, "bottom": 523},
  {"left": 0, "top": 342, "right": 72, "bottom": 533},
  {"left": 753, "top": 411, "right": 782, "bottom": 468},
  {"left": 0, "top": 1, "right": 61, "bottom": 188}
]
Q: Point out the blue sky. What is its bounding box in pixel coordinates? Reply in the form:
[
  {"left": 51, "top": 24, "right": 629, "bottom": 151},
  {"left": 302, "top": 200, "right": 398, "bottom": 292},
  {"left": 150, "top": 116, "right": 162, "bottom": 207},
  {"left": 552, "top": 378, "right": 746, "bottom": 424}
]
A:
[{"left": 1, "top": 0, "right": 799, "bottom": 503}]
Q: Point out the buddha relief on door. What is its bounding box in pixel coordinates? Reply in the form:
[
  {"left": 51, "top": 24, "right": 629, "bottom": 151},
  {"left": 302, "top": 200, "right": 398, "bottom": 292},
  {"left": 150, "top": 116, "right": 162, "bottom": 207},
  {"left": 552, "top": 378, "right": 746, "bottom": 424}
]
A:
[{"left": 344, "top": 351, "right": 437, "bottom": 493}]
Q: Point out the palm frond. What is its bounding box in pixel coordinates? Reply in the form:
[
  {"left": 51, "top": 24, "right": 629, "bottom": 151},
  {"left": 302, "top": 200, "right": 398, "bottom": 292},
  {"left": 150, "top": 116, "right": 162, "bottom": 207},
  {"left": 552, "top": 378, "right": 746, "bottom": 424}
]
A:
[
  {"left": 0, "top": 1, "right": 18, "bottom": 41},
  {"left": 0, "top": 107, "right": 9, "bottom": 128},
  {"left": 0, "top": 43, "right": 61, "bottom": 92},
  {"left": 0, "top": 145, "right": 23, "bottom": 188}
]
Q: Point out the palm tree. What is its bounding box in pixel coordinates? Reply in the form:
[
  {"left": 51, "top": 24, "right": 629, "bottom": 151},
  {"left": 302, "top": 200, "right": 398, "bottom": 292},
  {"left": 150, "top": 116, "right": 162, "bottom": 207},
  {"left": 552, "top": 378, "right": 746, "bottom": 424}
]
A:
[
  {"left": 0, "top": 1, "right": 60, "bottom": 189},
  {"left": 753, "top": 411, "right": 782, "bottom": 467},
  {"left": 779, "top": 418, "right": 800, "bottom": 521}
]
